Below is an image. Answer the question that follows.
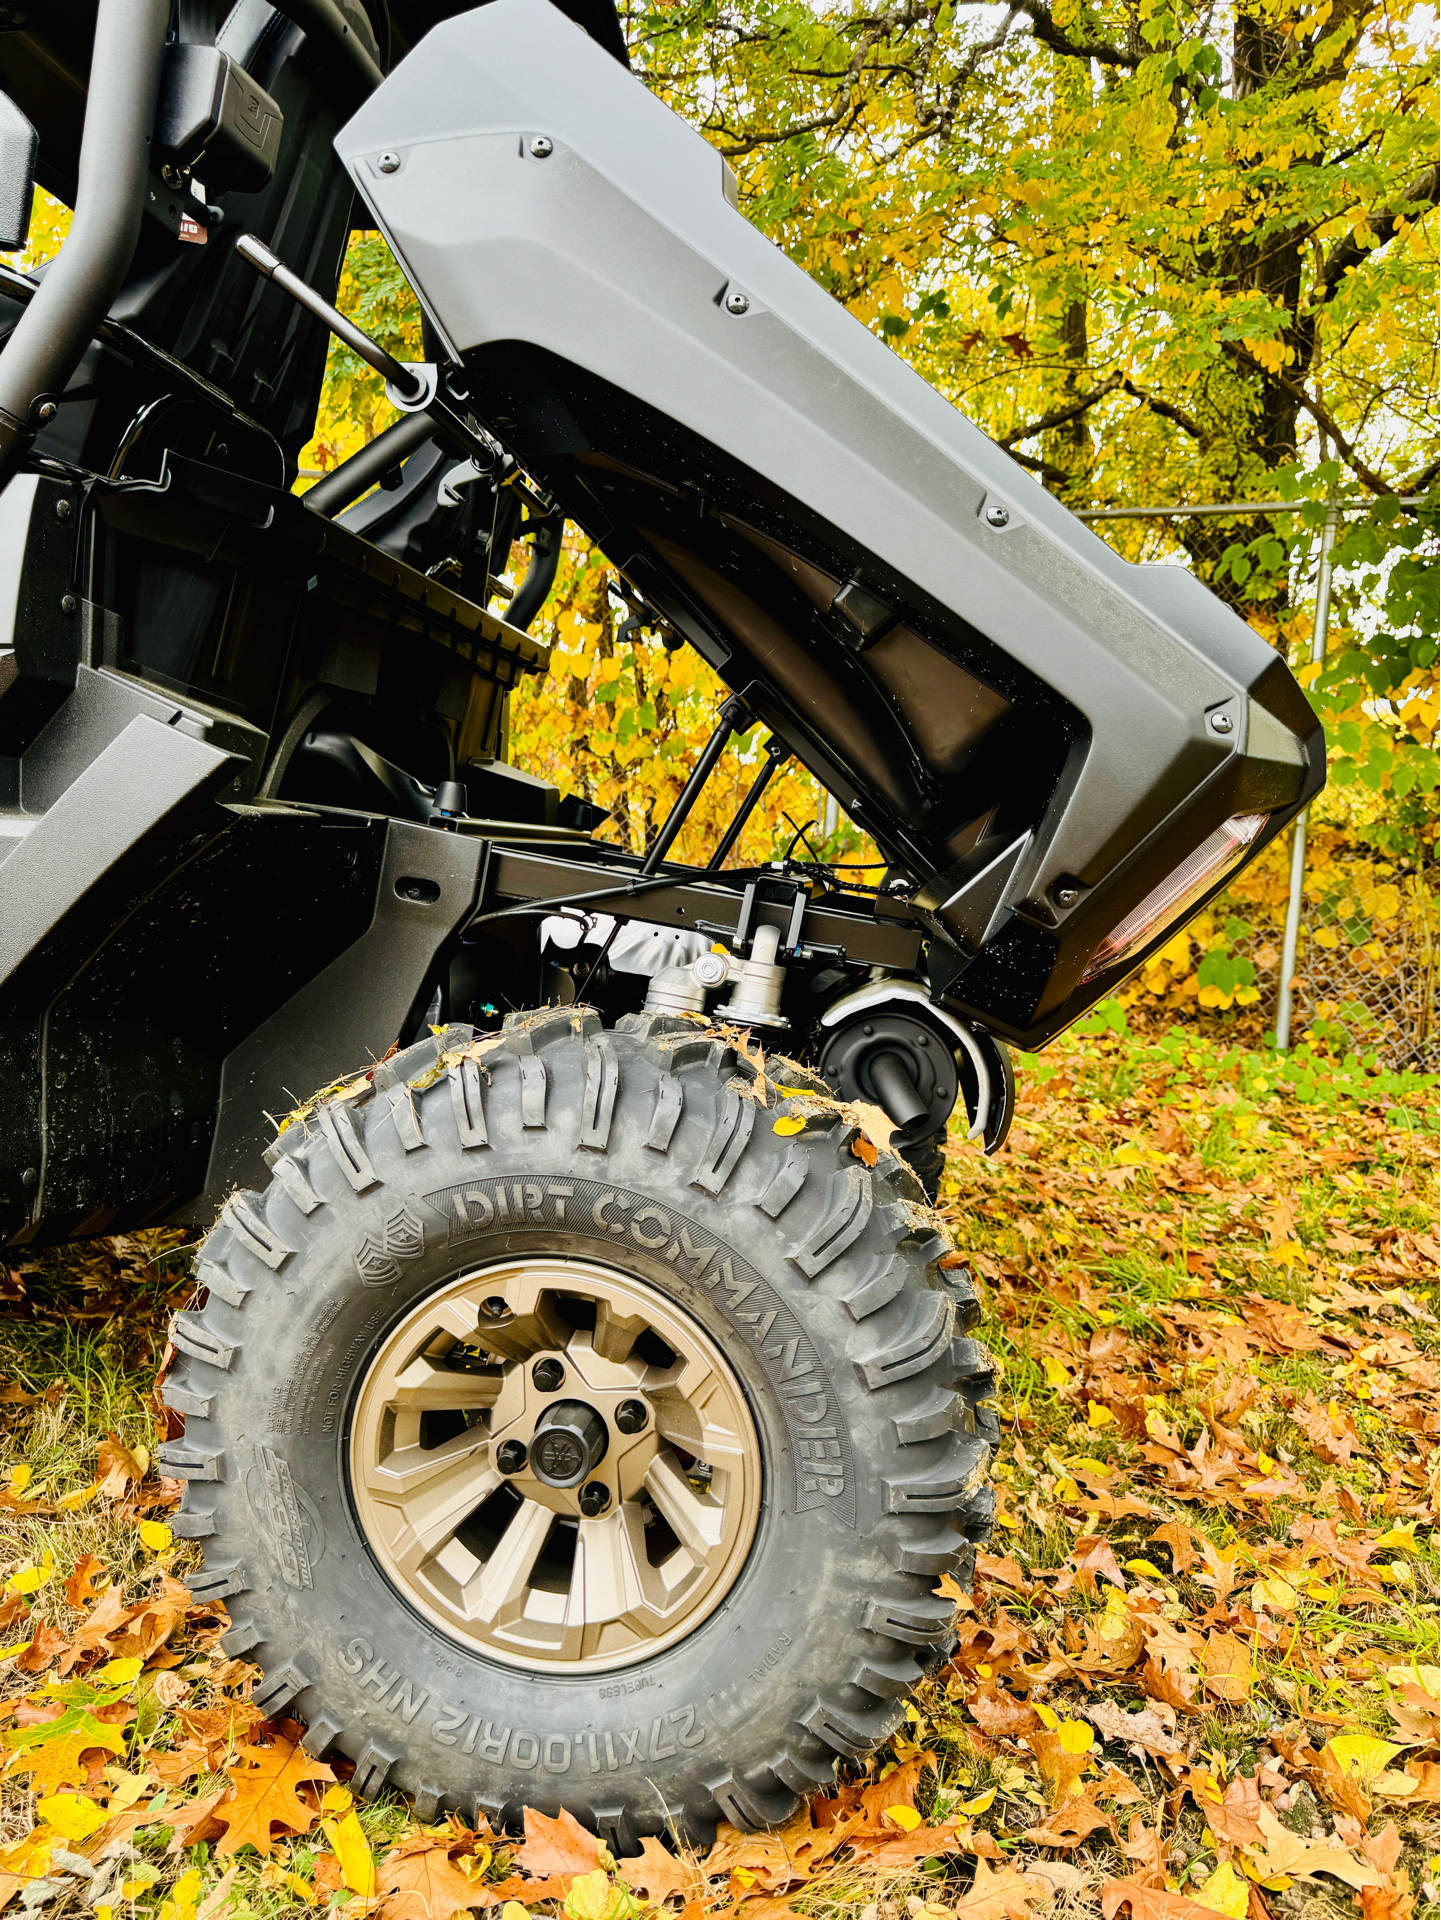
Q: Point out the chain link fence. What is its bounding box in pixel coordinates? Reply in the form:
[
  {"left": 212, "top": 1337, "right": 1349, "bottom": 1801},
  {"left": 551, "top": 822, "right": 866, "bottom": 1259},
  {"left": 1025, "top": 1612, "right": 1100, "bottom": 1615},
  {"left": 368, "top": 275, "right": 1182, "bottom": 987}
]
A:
[{"left": 1123, "top": 846, "right": 1437, "bottom": 1071}]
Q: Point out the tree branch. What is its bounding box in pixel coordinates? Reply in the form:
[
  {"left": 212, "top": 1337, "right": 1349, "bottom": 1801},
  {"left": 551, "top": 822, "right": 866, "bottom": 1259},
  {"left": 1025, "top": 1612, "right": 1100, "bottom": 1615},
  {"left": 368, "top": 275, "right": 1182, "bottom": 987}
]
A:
[
  {"left": 1011, "top": 0, "right": 1139, "bottom": 68},
  {"left": 1313, "top": 162, "right": 1440, "bottom": 310},
  {"left": 1223, "top": 341, "right": 1391, "bottom": 495},
  {"left": 999, "top": 374, "right": 1120, "bottom": 446}
]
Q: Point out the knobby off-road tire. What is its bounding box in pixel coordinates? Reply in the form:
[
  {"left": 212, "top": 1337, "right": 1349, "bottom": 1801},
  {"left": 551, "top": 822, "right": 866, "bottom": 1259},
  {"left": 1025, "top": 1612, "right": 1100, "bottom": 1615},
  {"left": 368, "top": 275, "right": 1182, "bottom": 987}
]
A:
[{"left": 163, "top": 1009, "right": 996, "bottom": 1847}]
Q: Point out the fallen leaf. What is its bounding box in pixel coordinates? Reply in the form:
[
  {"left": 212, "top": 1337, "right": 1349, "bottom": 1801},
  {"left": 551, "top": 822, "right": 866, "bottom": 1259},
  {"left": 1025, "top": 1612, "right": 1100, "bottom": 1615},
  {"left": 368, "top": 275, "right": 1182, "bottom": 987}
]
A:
[
  {"left": 618, "top": 1835, "right": 696, "bottom": 1905},
  {"left": 514, "top": 1805, "right": 606, "bottom": 1880},
  {"left": 1242, "top": 1804, "right": 1382, "bottom": 1889},
  {"left": 562, "top": 1868, "right": 642, "bottom": 1917},
  {"left": 1024, "top": 1785, "right": 1116, "bottom": 1848},
  {"left": 15, "top": 1624, "right": 70, "bottom": 1673},
  {"left": 952, "top": 1858, "right": 1049, "bottom": 1917},
  {"left": 0, "top": 1698, "right": 130, "bottom": 1791},
  {"left": 209, "top": 1723, "right": 335, "bottom": 1857},
  {"left": 97, "top": 1435, "right": 145, "bottom": 1500},
  {"left": 1101, "top": 1880, "right": 1230, "bottom": 1919},
  {"left": 65, "top": 1557, "right": 107, "bottom": 1609},
  {"left": 1087, "top": 1699, "right": 1185, "bottom": 1759},
  {"left": 1200, "top": 1630, "right": 1252, "bottom": 1703},
  {"left": 322, "top": 1807, "right": 376, "bottom": 1897},
  {"left": 1194, "top": 1860, "right": 1249, "bottom": 1918}
]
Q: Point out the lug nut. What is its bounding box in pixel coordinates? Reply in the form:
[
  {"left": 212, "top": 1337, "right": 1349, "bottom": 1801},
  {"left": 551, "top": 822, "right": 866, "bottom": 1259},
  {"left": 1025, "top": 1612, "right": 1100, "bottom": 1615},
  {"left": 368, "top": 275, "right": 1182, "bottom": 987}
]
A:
[
  {"left": 479, "top": 1297, "right": 510, "bottom": 1320},
  {"left": 496, "top": 1439, "right": 528, "bottom": 1475},
  {"left": 615, "top": 1398, "right": 648, "bottom": 1434},
  {"left": 532, "top": 1357, "right": 565, "bottom": 1392},
  {"left": 578, "top": 1481, "right": 611, "bottom": 1516}
]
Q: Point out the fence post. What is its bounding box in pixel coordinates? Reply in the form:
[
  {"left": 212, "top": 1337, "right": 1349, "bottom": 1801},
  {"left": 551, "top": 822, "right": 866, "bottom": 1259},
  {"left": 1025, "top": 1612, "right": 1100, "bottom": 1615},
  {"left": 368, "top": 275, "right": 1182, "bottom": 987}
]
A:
[{"left": 1275, "top": 495, "right": 1339, "bottom": 1050}]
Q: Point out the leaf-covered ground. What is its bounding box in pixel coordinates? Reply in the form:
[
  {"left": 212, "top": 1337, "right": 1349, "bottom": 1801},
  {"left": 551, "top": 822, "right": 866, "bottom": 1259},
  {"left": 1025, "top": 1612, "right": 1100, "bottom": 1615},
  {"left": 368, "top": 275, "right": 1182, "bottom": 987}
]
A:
[{"left": 0, "top": 1013, "right": 1434, "bottom": 1920}]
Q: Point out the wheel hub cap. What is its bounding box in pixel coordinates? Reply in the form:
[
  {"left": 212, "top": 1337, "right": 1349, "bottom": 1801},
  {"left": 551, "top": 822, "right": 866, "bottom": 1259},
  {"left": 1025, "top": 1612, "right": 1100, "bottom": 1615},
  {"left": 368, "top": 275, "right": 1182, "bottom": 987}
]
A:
[{"left": 348, "top": 1257, "right": 761, "bottom": 1672}]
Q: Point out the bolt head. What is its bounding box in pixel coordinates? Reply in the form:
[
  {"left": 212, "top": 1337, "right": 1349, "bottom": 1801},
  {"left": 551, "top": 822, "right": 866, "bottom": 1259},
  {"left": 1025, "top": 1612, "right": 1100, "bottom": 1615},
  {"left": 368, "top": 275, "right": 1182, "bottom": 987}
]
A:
[
  {"left": 54, "top": 499, "right": 71, "bottom": 521},
  {"left": 1055, "top": 886, "right": 1080, "bottom": 908},
  {"left": 60, "top": 593, "right": 76, "bottom": 615},
  {"left": 377, "top": 150, "right": 401, "bottom": 173},
  {"left": 1210, "top": 711, "right": 1234, "bottom": 735},
  {"left": 35, "top": 401, "right": 56, "bottom": 424},
  {"left": 529, "top": 135, "right": 554, "bottom": 158},
  {"left": 984, "top": 503, "right": 1010, "bottom": 528},
  {"left": 479, "top": 1296, "right": 510, "bottom": 1320},
  {"left": 532, "top": 1357, "right": 565, "bottom": 1393},
  {"left": 496, "top": 1439, "right": 528, "bottom": 1475},
  {"left": 725, "top": 290, "right": 750, "bottom": 315},
  {"left": 615, "top": 1398, "right": 648, "bottom": 1435},
  {"left": 578, "top": 1481, "right": 611, "bottom": 1517}
]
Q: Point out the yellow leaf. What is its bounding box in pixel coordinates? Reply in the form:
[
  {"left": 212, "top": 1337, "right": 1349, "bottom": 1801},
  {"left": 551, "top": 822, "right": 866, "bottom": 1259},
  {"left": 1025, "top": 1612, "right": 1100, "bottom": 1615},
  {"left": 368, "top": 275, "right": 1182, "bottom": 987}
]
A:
[
  {"left": 8, "top": 1466, "right": 30, "bottom": 1494},
  {"left": 159, "top": 1866, "right": 203, "bottom": 1919},
  {"left": 1035, "top": 1703, "right": 1059, "bottom": 1730},
  {"left": 1058, "top": 1720, "right": 1093, "bottom": 1754},
  {"left": 1087, "top": 1402, "right": 1113, "bottom": 1428},
  {"left": 56, "top": 1484, "right": 97, "bottom": 1511},
  {"left": 94, "top": 1657, "right": 144, "bottom": 1685},
  {"left": 138, "top": 1521, "right": 173, "bottom": 1553},
  {"left": 1271, "top": 1240, "right": 1309, "bottom": 1268},
  {"left": 501, "top": 1907, "right": 531, "bottom": 1919},
  {"left": 6, "top": 1564, "right": 51, "bottom": 1595},
  {"left": 1197, "top": 1860, "right": 1250, "bottom": 1917},
  {"left": 772, "top": 1116, "right": 805, "bottom": 1136},
  {"left": 885, "top": 1804, "right": 924, "bottom": 1830},
  {"left": 1375, "top": 1524, "right": 1418, "bottom": 1552},
  {"left": 1125, "top": 1558, "right": 1165, "bottom": 1579},
  {"left": 733, "top": 1868, "right": 757, "bottom": 1888},
  {"left": 35, "top": 1793, "right": 109, "bottom": 1840},
  {"left": 1251, "top": 1577, "right": 1298, "bottom": 1611},
  {"left": 958, "top": 1787, "right": 997, "bottom": 1815},
  {"left": 1041, "top": 1355, "right": 1071, "bottom": 1389},
  {"left": 322, "top": 1784, "right": 354, "bottom": 1813},
  {"left": 321, "top": 1810, "right": 375, "bottom": 1898},
  {"left": 1325, "top": 1734, "right": 1403, "bottom": 1782},
  {"left": 0, "top": 1640, "right": 31, "bottom": 1660}
]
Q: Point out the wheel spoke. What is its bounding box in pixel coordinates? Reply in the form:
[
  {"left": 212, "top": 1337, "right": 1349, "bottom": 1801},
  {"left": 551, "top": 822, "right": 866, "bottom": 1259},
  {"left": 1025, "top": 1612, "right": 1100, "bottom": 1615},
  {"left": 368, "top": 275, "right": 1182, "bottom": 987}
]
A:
[
  {"left": 568, "top": 1508, "right": 647, "bottom": 1626},
  {"left": 589, "top": 1299, "right": 649, "bottom": 1365},
  {"left": 645, "top": 1450, "right": 725, "bottom": 1561},
  {"left": 462, "top": 1498, "right": 554, "bottom": 1625},
  {"left": 392, "top": 1355, "right": 502, "bottom": 1412},
  {"left": 365, "top": 1424, "right": 490, "bottom": 1500}
]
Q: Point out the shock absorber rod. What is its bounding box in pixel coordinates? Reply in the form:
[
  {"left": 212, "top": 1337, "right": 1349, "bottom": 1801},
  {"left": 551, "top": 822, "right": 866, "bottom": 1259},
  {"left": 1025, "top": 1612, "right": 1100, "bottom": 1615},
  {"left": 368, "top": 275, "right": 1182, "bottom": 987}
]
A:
[
  {"left": 234, "top": 233, "right": 426, "bottom": 400},
  {"left": 708, "top": 733, "right": 787, "bottom": 871},
  {"left": 640, "top": 693, "right": 751, "bottom": 875}
]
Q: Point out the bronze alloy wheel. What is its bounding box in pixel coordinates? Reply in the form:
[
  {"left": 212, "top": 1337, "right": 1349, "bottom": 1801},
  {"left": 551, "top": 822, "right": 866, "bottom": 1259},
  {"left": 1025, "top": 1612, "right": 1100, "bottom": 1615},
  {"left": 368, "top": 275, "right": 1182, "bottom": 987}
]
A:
[{"left": 349, "top": 1256, "right": 762, "bottom": 1672}]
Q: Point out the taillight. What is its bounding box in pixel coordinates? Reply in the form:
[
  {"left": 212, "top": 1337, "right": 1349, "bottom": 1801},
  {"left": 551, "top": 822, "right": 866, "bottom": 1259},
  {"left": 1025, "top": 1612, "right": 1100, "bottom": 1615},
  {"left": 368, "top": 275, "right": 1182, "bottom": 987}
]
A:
[{"left": 1080, "top": 812, "right": 1268, "bottom": 985}]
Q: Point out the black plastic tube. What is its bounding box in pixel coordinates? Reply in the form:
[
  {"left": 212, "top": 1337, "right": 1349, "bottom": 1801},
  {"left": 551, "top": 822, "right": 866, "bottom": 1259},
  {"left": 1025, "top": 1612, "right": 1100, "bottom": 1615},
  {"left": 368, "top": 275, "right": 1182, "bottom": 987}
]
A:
[
  {"left": 708, "top": 735, "right": 787, "bottom": 870},
  {"left": 505, "top": 517, "right": 563, "bottom": 631},
  {"left": 0, "top": 0, "right": 170, "bottom": 478},
  {"left": 640, "top": 694, "right": 750, "bottom": 875},
  {"left": 302, "top": 410, "right": 435, "bottom": 518}
]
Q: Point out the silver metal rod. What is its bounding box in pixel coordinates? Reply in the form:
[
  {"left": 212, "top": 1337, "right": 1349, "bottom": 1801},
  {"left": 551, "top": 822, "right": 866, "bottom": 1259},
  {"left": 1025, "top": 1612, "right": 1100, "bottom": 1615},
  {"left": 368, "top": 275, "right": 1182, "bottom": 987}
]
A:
[
  {"left": 1275, "top": 498, "right": 1339, "bottom": 1050},
  {"left": 234, "top": 233, "right": 425, "bottom": 400},
  {"left": 1077, "top": 496, "right": 1426, "bottom": 521}
]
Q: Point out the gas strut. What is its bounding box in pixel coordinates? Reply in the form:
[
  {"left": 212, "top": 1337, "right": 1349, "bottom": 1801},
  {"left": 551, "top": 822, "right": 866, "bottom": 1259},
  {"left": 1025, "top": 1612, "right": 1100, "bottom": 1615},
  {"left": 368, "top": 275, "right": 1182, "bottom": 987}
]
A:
[{"left": 233, "top": 232, "right": 502, "bottom": 479}]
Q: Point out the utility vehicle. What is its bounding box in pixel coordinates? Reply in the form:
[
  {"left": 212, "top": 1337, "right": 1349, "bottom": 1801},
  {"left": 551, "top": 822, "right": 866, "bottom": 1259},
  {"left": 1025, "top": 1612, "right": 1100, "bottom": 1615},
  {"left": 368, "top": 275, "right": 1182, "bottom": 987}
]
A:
[{"left": 0, "top": 0, "right": 1322, "bottom": 1847}]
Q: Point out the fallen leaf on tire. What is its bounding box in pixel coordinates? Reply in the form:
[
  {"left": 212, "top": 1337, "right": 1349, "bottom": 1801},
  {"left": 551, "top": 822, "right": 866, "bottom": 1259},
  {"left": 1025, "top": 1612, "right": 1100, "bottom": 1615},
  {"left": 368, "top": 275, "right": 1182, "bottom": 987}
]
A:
[
  {"left": 617, "top": 1835, "right": 697, "bottom": 1904},
  {"left": 208, "top": 1722, "right": 335, "bottom": 1857},
  {"left": 514, "top": 1805, "right": 607, "bottom": 1880},
  {"left": 1101, "top": 1879, "right": 1230, "bottom": 1919}
]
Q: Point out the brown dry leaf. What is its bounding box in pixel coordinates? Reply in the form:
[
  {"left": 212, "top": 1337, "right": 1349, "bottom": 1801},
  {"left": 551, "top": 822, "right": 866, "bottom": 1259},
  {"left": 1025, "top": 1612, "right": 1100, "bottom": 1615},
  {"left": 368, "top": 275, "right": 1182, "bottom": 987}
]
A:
[
  {"left": 1200, "top": 1630, "right": 1252, "bottom": 1703},
  {"left": 1359, "top": 1884, "right": 1416, "bottom": 1919},
  {"left": 849, "top": 1819, "right": 965, "bottom": 1873},
  {"left": 1058, "top": 1533, "right": 1127, "bottom": 1598},
  {"left": 619, "top": 1835, "right": 697, "bottom": 1905},
  {"left": 1024, "top": 1726, "right": 1093, "bottom": 1805},
  {"left": 1361, "top": 1822, "right": 1404, "bottom": 1876},
  {"left": 1142, "top": 1653, "right": 1202, "bottom": 1715},
  {"left": 1205, "top": 1772, "right": 1266, "bottom": 1848},
  {"left": 1242, "top": 1804, "right": 1382, "bottom": 1890},
  {"left": 15, "top": 1623, "right": 69, "bottom": 1673},
  {"left": 951, "top": 1858, "right": 1049, "bottom": 1917},
  {"left": 1149, "top": 1520, "right": 1200, "bottom": 1574},
  {"left": 705, "top": 1811, "right": 841, "bottom": 1892},
  {"left": 209, "top": 1722, "right": 335, "bottom": 1857},
  {"left": 196, "top": 1865, "right": 239, "bottom": 1919},
  {"left": 969, "top": 1684, "right": 1042, "bottom": 1742},
  {"left": 1023, "top": 1786, "right": 1116, "bottom": 1848},
  {"left": 150, "top": 1671, "right": 190, "bottom": 1708},
  {"left": 1087, "top": 1699, "right": 1185, "bottom": 1760},
  {"left": 1101, "top": 1880, "right": 1229, "bottom": 1919},
  {"left": 1119, "top": 1814, "right": 1168, "bottom": 1887},
  {"left": 514, "top": 1803, "right": 606, "bottom": 1880},
  {"left": 374, "top": 1831, "right": 493, "bottom": 1918},
  {"left": 57, "top": 1575, "right": 188, "bottom": 1676},
  {"left": 65, "top": 1555, "right": 108, "bottom": 1609},
  {"left": 96, "top": 1433, "right": 145, "bottom": 1500}
]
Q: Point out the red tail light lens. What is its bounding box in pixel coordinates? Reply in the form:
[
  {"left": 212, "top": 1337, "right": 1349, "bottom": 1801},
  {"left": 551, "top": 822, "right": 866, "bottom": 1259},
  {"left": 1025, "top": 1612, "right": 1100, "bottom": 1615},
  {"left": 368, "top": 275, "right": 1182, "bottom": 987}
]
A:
[{"left": 1080, "top": 812, "right": 1268, "bottom": 985}]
